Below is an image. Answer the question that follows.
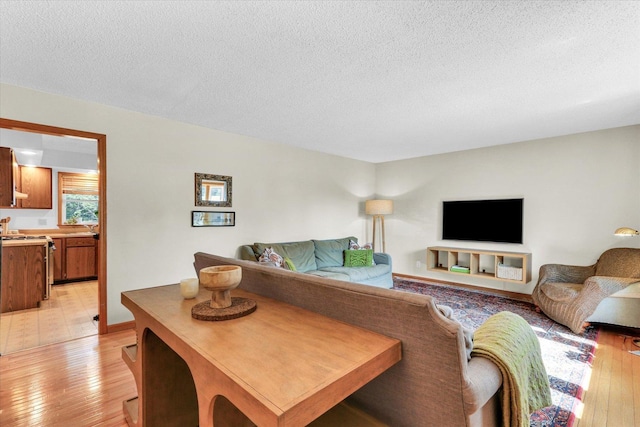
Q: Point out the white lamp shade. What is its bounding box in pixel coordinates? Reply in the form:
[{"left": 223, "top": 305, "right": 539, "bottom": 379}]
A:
[
  {"left": 365, "top": 199, "right": 393, "bottom": 215},
  {"left": 614, "top": 227, "right": 639, "bottom": 236}
]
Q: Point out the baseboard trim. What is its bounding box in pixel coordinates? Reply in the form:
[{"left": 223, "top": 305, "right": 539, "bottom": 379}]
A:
[
  {"left": 106, "top": 320, "right": 135, "bottom": 334},
  {"left": 393, "top": 273, "right": 533, "bottom": 303}
]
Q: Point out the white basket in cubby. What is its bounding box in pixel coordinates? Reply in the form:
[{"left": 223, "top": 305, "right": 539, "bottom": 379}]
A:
[{"left": 496, "top": 263, "right": 523, "bottom": 281}]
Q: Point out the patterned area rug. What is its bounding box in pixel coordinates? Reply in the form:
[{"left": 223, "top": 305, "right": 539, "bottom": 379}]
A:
[{"left": 393, "top": 277, "right": 599, "bottom": 427}]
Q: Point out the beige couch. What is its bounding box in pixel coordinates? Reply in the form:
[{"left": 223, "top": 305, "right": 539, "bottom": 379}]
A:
[{"left": 194, "top": 252, "right": 503, "bottom": 427}]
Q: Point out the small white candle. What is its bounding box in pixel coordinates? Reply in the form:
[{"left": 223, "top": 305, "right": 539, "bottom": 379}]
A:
[{"left": 180, "top": 278, "right": 199, "bottom": 299}]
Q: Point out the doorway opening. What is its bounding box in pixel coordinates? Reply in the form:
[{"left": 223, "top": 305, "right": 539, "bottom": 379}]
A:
[{"left": 0, "top": 118, "right": 107, "bottom": 354}]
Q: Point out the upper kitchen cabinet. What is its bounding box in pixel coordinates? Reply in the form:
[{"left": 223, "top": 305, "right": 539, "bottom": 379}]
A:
[
  {"left": 0, "top": 147, "right": 51, "bottom": 209},
  {"left": 0, "top": 146, "right": 19, "bottom": 207},
  {"left": 18, "top": 166, "right": 52, "bottom": 209}
]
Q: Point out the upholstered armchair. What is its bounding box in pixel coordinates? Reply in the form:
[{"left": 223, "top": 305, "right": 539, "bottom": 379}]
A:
[{"left": 532, "top": 248, "right": 640, "bottom": 334}]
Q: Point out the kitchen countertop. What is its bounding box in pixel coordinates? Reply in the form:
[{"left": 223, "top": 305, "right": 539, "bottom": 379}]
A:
[
  {"left": 2, "top": 237, "right": 52, "bottom": 247},
  {"left": 46, "top": 232, "right": 97, "bottom": 238},
  {"left": 1, "top": 229, "right": 98, "bottom": 245}
]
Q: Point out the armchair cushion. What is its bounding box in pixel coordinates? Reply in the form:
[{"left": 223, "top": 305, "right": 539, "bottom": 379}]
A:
[{"left": 539, "top": 282, "right": 583, "bottom": 302}]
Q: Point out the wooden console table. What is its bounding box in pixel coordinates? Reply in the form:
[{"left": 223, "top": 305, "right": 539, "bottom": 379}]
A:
[{"left": 121, "top": 284, "right": 401, "bottom": 426}]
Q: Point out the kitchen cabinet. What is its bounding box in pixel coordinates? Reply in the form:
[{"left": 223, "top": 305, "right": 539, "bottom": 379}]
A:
[
  {"left": 53, "top": 235, "right": 98, "bottom": 282},
  {"left": 0, "top": 149, "right": 51, "bottom": 209},
  {"left": 18, "top": 166, "right": 52, "bottom": 209},
  {"left": 0, "top": 147, "right": 18, "bottom": 207},
  {"left": 66, "top": 237, "right": 97, "bottom": 280},
  {"left": 52, "top": 238, "right": 64, "bottom": 281},
  {"left": 1, "top": 242, "right": 47, "bottom": 313}
]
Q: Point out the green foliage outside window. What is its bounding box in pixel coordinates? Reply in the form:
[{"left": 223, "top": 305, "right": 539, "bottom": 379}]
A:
[{"left": 63, "top": 194, "right": 98, "bottom": 224}]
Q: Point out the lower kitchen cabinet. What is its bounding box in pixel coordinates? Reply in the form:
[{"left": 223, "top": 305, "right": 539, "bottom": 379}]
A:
[
  {"left": 1, "top": 244, "right": 46, "bottom": 313},
  {"left": 66, "top": 237, "right": 97, "bottom": 279},
  {"left": 53, "top": 236, "right": 98, "bottom": 282},
  {"left": 52, "top": 238, "right": 63, "bottom": 281}
]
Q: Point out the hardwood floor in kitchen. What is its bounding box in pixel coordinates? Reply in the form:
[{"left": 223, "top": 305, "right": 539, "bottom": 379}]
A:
[{"left": 0, "top": 280, "right": 98, "bottom": 355}]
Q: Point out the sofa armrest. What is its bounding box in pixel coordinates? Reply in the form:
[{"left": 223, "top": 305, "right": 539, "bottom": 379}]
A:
[
  {"left": 373, "top": 252, "right": 392, "bottom": 268},
  {"left": 463, "top": 356, "right": 502, "bottom": 415},
  {"left": 576, "top": 276, "right": 639, "bottom": 304}
]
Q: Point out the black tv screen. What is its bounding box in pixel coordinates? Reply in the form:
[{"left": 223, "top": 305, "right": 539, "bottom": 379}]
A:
[{"left": 442, "top": 198, "right": 523, "bottom": 244}]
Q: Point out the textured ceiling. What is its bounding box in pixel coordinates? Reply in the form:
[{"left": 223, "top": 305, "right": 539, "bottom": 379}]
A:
[{"left": 1, "top": 1, "right": 639, "bottom": 163}]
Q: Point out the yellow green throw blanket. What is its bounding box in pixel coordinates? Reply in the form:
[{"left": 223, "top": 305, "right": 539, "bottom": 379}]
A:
[{"left": 472, "top": 311, "right": 552, "bottom": 427}]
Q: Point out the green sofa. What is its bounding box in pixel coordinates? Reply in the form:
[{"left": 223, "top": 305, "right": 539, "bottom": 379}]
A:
[{"left": 238, "top": 236, "right": 393, "bottom": 288}]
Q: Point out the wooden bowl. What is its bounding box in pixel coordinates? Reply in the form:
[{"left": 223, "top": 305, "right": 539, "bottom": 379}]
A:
[{"left": 198, "top": 265, "right": 242, "bottom": 309}]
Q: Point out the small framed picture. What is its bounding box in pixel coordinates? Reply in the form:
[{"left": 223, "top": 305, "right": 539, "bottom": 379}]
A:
[{"left": 192, "top": 211, "right": 235, "bottom": 227}]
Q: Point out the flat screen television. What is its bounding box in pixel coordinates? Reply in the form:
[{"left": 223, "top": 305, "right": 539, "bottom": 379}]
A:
[{"left": 442, "top": 198, "right": 523, "bottom": 244}]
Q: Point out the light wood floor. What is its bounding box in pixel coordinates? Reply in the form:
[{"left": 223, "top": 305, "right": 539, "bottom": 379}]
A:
[
  {"left": 0, "top": 326, "right": 637, "bottom": 426},
  {"left": 575, "top": 328, "right": 640, "bottom": 427},
  {"left": 0, "top": 280, "right": 98, "bottom": 355},
  {"left": 0, "top": 329, "right": 135, "bottom": 427}
]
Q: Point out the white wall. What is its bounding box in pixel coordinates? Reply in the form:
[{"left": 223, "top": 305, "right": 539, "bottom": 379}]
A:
[
  {"left": 2, "top": 83, "right": 638, "bottom": 323},
  {"left": 1, "top": 84, "right": 376, "bottom": 324},
  {"left": 375, "top": 125, "right": 640, "bottom": 293}
]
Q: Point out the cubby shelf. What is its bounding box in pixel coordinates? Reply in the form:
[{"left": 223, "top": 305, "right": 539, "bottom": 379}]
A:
[
  {"left": 122, "top": 344, "right": 137, "bottom": 370},
  {"left": 426, "top": 246, "right": 532, "bottom": 284},
  {"left": 121, "top": 343, "right": 139, "bottom": 427}
]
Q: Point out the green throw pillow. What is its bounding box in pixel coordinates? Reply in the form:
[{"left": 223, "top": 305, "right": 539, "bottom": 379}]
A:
[
  {"left": 344, "top": 249, "right": 373, "bottom": 267},
  {"left": 283, "top": 257, "right": 297, "bottom": 271}
]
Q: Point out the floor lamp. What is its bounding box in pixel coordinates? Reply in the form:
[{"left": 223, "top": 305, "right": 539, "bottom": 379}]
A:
[{"left": 365, "top": 199, "right": 393, "bottom": 252}]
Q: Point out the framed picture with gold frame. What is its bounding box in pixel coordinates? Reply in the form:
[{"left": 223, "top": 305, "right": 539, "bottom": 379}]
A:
[{"left": 195, "top": 173, "right": 232, "bottom": 207}]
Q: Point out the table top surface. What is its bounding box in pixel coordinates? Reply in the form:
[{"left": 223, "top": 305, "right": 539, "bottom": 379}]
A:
[{"left": 122, "top": 284, "right": 401, "bottom": 425}]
